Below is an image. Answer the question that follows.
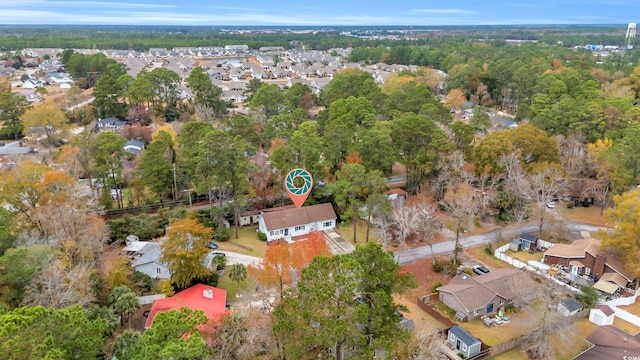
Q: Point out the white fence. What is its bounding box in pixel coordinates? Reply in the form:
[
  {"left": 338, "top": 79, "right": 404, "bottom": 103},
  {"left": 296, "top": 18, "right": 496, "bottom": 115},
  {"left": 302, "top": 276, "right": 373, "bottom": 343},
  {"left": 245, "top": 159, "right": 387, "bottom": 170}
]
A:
[
  {"left": 138, "top": 293, "right": 166, "bottom": 305},
  {"left": 496, "top": 239, "right": 640, "bottom": 327},
  {"left": 494, "top": 243, "right": 580, "bottom": 293}
]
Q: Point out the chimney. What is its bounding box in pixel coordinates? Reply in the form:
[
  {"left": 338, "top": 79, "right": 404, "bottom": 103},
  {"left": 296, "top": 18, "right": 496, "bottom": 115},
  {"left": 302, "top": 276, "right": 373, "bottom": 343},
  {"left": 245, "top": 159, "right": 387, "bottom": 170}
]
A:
[
  {"left": 203, "top": 289, "right": 213, "bottom": 299},
  {"left": 594, "top": 253, "right": 606, "bottom": 277}
]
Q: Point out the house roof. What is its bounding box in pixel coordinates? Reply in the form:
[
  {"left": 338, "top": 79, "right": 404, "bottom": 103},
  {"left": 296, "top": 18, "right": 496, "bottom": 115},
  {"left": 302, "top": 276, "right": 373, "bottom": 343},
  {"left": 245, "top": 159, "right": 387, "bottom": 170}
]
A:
[
  {"left": 145, "top": 284, "right": 227, "bottom": 329},
  {"left": 600, "top": 272, "right": 629, "bottom": 288},
  {"left": 519, "top": 233, "right": 538, "bottom": 242},
  {"left": 587, "top": 325, "right": 640, "bottom": 348},
  {"left": 593, "top": 279, "right": 619, "bottom": 294},
  {"left": 593, "top": 304, "right": 615, "bottom": 317},
  {"left": 122, "top": 240, "right": 149, "bottom": 253},
  {"left": 544, "top": 239, "right": 599, "bottom": 258},
  {"left": 510, "top": 239, "right": 522, "bottom": 245},
  {"left": 437, "top": 269, "right": 537, "bottom": 313},
  {"left": 132, "top": 242, "right": 163, "bottom": 267},
  {"left": 560, "top": 298, "right": 583, "bottom": 312},
  {"left": 449, "top": 326, "right": 480, "bottom": 346},
  {"left": 261, "top": 203, "right": 336, "bottom": 231}
]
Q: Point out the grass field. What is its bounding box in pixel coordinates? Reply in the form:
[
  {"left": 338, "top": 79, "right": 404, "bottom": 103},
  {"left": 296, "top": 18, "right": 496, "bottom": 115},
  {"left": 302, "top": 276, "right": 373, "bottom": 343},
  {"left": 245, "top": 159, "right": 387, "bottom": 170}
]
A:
[
  {"left": 489, "top": 349, "right": 528, "bottom": 360},
  {"left": 556, "top": 205, "right": 608, "bottom": 226},
  {"left": 335, "top": 219, "right": 378, "bottom": 246},
  {"left": 551, "top": 317, "right": 597, "bottom": 360},
  {"left": 215, "top": 225, "right": 268, "bottom": 257},
  {"left": 464, "top": 244, "right": 512, "bottom": 270}
]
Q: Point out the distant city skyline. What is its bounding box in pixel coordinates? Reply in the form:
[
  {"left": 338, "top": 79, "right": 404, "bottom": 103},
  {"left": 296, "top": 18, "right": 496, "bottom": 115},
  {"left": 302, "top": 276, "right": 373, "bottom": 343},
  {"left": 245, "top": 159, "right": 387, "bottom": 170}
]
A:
[{"left": 0, "top": 0, "right": 638, "bottom": 26}]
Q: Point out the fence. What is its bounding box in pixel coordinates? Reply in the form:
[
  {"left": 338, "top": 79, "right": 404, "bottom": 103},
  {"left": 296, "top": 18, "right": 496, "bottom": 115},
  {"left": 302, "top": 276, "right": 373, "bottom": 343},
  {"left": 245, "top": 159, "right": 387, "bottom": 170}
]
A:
[
  {"left": 487, "top": 309, "right": 588, "bottom": 357},
  {"left": 494, "top": 244, "right": 580, "bottom": 293},
  {"left": 416, "top": 294, "right": 455, "bottom": 328}
]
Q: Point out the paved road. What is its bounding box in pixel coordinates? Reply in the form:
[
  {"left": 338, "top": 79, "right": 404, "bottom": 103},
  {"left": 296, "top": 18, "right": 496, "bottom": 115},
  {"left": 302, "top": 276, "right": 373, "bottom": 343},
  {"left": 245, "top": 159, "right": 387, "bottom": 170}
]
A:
[
  {"left": 66, "top": 97, "right": 95, "bottom": 111},
  {"left": 395, "top": 221, "right": 609, "bottom": 265},
  {"left": 215, "top": 251, "right": 262, "bottom": 267}
]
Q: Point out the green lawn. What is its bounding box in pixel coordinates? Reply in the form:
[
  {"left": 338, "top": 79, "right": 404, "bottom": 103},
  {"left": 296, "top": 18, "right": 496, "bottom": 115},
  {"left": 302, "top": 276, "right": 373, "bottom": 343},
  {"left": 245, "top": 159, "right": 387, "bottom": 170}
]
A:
[
  {"left": 217, "top": 269, "right": 251, "bottom": 302},
  {"left": 506, "top": 250, "right": 544, "bottom": 264},
  {"left": 215, "top": 225, "right": 268, "bottom": 257},
  {"left": 335, "top": 219, "right": 378, "bottom": 246}
]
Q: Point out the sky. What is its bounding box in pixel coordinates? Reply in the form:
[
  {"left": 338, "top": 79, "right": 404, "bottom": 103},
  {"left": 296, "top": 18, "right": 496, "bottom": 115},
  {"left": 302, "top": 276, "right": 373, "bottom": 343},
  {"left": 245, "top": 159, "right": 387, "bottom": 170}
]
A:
[{"left": 0, "top": 0, "right": 639, "bottom": 26}]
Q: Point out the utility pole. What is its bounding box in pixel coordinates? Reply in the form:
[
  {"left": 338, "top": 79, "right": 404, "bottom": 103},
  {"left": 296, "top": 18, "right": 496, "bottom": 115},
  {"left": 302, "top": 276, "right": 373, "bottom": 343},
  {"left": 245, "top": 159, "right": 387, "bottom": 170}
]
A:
[
  {"left": 172, "top": 163, "right": 178, "bottom": 200},
  {"left": 184, "top": 188, "right": 194, "bottom": 209}
]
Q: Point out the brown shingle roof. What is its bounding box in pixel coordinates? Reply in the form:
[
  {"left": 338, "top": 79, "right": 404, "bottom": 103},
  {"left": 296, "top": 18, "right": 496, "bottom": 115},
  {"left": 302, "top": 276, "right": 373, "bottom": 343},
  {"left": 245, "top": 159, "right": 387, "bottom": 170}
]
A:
[
  {"left": 587, "top": 325, "right": 640, "bottom": 348},
  {"left": 544, "top": 239, "right": 599, "bottom": 258},
  {"left": 594, "top": 304, "right": 615, "bottom": 317},
  {"left": 438, "top": 269, "right": 537, "bottom": 312},
  {"left": 261, "top": 203, "right": 337, "bottom": 231},
  {"left": 600, "top": 272, "right": 629, "bottom": 288}
]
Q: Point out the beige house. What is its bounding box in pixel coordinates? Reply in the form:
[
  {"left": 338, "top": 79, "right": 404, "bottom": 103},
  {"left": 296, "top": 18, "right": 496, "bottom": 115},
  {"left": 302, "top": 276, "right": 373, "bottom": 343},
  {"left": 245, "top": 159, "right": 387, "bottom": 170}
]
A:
[{"left": 437, "top": 268, "right": 537, "bottom": 321}]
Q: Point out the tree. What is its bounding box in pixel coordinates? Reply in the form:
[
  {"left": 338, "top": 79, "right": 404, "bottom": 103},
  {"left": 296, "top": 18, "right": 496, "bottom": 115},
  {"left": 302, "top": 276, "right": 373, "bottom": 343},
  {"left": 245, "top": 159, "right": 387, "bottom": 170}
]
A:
[
  {"left": 0, "top": 305, "right": 109, "bottom": 359},
  {"left": 23, "top": 259, "right": 95, "bottom": 309},
  {"left": 251, "top": 83, "right": 284, "bottom": 117},
  {"left": 529, "top": 165, "right": 565, "bottom": 237},
  {"left": 186, "top": 66, "right": 225, "bottom": 119},
  {"left": 250, "top": 240, "right": 293, "bottom": 300},
  {"left": 587, "top": 138, "right": 616, "bottom": 215},
  {"left": 440, "top": 183, "right": 480, "bottom": 264},
  {"left": 0, "top": 208, "right": 16, "bottom": 256},
  {"left": 228, "top": 263, "right": 247, "bottom": 286},
  {"left": 601, "top": 187, "right": 640, "bottom": 280},
  {"left": 160, "top": 218, "right": 213, "bottom": 289},
  {"left": 21, "top": 100, "right": 68, "bottom": 142},
  {"left": 391, "top": 112, "right": 454, "bottom": 193},
  {"left": 94, "top": 132, "right": 126, "bottom": 208},
  {"left": 109, "top": 286, "right": 141, "bottom": 326},
  {"left": 273, "top": 243, "right": 414, "bottom": 359},
  {"left": 0, "top": 245, "right": 50, "bottom": 307},
  {"left": 0, "top": 92, "right": 30, "bottom": 140},
  {"left": 93, "top": 62, "right": 127, "bottom": 118},
  {"left": 445, "top": 88, "right": 466, "bottom": 109},
  {"left": 113, "top": 329, "right": 142, "bottom": 360},
  {"left": 128, "top": 308, "right": 211, "bottom": 360},
  {"left": 470, "top": 106, "right": 491, "bottom": 133},
  {"left": 137, "top": 130, "right": 176, "bottom": 200},
  {"left": 331, "top": 163, "right": 386, "bottom": 244}
]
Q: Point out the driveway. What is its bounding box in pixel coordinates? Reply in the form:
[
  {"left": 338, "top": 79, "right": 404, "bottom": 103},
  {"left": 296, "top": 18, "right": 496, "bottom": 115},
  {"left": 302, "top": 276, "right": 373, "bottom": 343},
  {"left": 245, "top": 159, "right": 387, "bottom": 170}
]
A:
[
  {"left": 215, "top": 251, "right": 262, "bottom": 267},
  {"left": 395, "top": 221, "right": 609, "bottom": 265}
]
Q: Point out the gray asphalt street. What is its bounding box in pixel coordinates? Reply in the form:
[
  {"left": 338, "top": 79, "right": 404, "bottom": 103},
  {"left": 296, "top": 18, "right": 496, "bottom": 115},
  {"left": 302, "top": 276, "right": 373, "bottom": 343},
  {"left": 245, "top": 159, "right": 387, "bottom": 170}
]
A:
[{"left": 395, "top": 221, "right": 609, "bottom": 265}]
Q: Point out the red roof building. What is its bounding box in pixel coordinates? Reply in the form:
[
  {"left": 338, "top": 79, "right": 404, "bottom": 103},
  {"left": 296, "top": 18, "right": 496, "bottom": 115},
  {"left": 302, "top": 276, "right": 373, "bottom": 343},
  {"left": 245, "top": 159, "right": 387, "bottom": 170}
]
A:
[{"left": 145, "top": 284, "right": 228, "bottom": 329}]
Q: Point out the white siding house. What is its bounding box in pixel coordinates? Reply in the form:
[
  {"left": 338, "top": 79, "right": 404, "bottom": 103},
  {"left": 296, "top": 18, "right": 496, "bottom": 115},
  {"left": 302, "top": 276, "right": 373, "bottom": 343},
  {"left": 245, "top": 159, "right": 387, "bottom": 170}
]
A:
[
  {"left": 258, "top": 203, "right": 337, "bottom": 242},
  {"left": 133, "top": 242, "right": 171, "bottom": 280}
]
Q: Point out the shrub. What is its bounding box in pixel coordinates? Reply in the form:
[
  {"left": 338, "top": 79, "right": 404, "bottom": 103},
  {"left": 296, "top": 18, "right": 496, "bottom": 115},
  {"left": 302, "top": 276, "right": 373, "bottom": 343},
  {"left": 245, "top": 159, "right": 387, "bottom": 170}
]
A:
[
  {"left": 433, "top": 259, "right": 458, "bottom": 275},
  {"left": 214, "top": 225, "right": 230, "bottom": 242},
  {"left": 431, "top": 281, "right": 443, "bottom": 293},
  {"left": 213, "top": 254, "right": 227, "bottom": 271},
  {"left": 577, "top": 285, "right": 600, "bottom": 308},
  {"left": 257, "top": 232, "right": 267, "bottom": 241},
  {"left": 484, "top": 243, "right": 493, "bottom": 255},
  {"left": 566, "top": 201, "right": 574, "bottom": 209}
]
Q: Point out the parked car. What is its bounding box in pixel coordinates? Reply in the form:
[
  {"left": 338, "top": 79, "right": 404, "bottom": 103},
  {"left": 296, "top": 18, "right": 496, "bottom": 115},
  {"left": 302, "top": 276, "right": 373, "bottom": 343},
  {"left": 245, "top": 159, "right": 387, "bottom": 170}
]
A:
[
  {"left": 473, "top": 265, "right": 490, "bottom": 275},
  {"left": 547, "top": 201, "right": 556, "bottom": 208},
  {"left": 209, "top": 242, "right": 219, "bottom": 250}
]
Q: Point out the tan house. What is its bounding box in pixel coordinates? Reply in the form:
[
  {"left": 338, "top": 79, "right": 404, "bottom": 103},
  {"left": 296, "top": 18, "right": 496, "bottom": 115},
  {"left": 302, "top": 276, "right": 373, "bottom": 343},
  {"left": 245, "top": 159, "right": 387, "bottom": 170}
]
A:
[
  {"left": 542, "top": 239, "right": 633, "bottom": 291},
  {"left": 258, "top": 203, "right": 337, "bottom": 242},
  {"left": 437, "top": 268, "right": 537, "bottom": 321}
]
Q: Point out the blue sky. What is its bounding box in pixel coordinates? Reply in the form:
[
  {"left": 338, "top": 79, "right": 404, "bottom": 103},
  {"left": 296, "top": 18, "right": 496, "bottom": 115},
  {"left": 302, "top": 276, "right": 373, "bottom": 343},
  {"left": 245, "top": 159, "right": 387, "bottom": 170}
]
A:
[{"left": 0, "top": 0, "right": 639, "bottom": 26}]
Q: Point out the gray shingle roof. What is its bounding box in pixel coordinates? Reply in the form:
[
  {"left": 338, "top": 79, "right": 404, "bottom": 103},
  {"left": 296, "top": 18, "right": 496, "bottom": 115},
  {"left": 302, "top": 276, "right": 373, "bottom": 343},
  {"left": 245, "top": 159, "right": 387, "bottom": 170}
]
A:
[{"left": 449, "top": 326, "right": 480, "bottom": 346}]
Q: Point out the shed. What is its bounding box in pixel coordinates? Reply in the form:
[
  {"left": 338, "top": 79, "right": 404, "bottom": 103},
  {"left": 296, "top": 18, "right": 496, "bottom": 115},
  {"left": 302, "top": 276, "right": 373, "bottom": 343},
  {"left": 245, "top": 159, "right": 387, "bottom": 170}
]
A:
[
  {"left": 509, "top": 238, "right": 522, "bottom": 252},
  {"left": 519, "top": 233, "right": 538, "bottom": 251},
  {"left": 589, "top": 304, "right": 615, "bottom": 326},
  {"left": 447, "top": 325, "right": 481, "bottom": 359},
  {"left": 558, "top": 298, "right": 583, "bottom": 317}
]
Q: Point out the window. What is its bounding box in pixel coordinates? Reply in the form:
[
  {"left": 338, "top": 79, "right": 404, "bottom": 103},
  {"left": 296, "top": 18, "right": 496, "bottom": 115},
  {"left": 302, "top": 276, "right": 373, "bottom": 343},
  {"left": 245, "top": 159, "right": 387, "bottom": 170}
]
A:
[
  {"left": 156, "top": 267, "right": 161, "bottom": 274},
  {"left": 323, "top": 221, "right": 332, "bottom": 227},
  {"left": 449, "top": 333, "right": 455, "bottom": 341},
  {"left": 474, "top": 309, "right": 479, "bottom": 315},
  {"left": 500, "top": 300, "right": 504, "bottom": 305},
  {"left": 486, "top": 303, "right": 494, "bottom": 313},
  {"left": 295, "top": 225, "right": 306, "bottom": 231},
  {"left": 585, "top": 267, "right": 591, "bottom": 275},
  {"left": 270, "top": 231, "right": 277, "bottom": 237},
  {"left": 462, "top": 344, "right": 467, "bottom": 352}
]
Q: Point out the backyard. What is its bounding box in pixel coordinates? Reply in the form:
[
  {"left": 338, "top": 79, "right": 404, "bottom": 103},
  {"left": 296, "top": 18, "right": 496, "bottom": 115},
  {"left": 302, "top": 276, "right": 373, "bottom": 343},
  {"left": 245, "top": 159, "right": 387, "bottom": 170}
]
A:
[{"left": 214, "top": 225, "right": 268, "bottom": 257}]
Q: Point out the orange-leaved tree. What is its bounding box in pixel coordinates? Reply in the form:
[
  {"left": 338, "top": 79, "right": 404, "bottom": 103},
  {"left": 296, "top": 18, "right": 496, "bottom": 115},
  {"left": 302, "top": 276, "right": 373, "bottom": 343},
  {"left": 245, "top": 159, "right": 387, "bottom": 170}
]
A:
[
  {"left": 291, "top": 230, "right": 331, "bottom": 274},
  {"left": 249, "top": 239, "right": 292, "bottom": 300}
]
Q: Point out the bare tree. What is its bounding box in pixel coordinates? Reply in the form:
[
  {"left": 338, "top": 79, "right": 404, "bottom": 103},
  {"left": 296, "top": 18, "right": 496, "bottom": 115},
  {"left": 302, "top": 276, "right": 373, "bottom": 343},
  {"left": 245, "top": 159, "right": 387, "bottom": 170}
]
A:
[
  {"left": 499, "top": 152, "right": 532, "bottom": 223},
  {"left": 529, "top": 166, "right": 566, "bottom": 237},
  {"left": 440, "top": 183, "right": 480, "bottom": 265},
  {"left": 411, "top": 201, "right": 444, "bottom": 265},
  {"left": 23, "top": 259, "right": 95, "bottom": 309}
]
